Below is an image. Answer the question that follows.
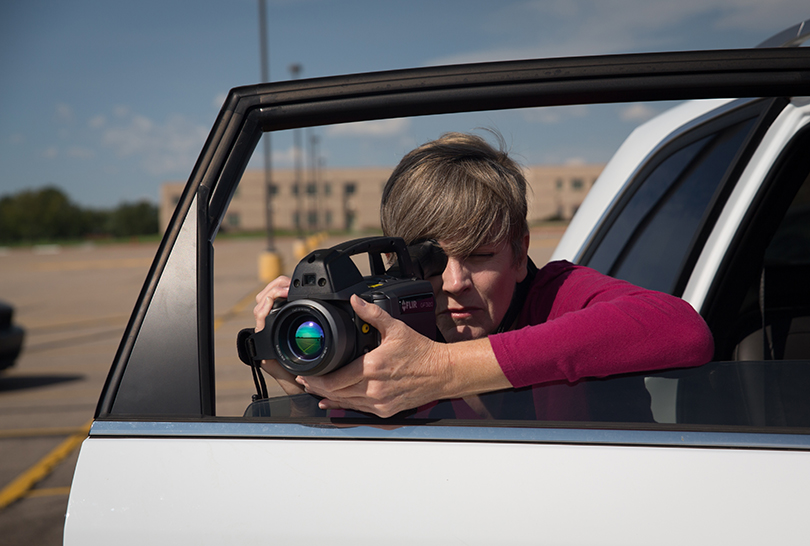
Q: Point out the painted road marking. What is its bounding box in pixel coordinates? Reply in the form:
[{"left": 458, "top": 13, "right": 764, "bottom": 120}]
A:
[
  {"left": 33, "top": 257, "right": 152, "bottom": 272},
  {"left": 0, "top": 420, "right": 92, "bottom": 510},
  {"left": 0, "top": 283, "right": 264, "bottom": 509}
]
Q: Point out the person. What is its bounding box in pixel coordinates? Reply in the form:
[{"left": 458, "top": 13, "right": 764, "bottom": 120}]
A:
[{"left": 254, "top": 131, "right": 714, "bottom": 419}]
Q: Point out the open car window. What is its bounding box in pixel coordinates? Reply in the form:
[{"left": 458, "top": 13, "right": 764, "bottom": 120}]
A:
[
  {"left": 95, "top": 48, "right": 810, "bottom": 436},
  {"left": 220, "top": 106, "right": 810, "bottom": 430},
  {"left": 211, "top": 107, "right": 651, "bottom": 420}
]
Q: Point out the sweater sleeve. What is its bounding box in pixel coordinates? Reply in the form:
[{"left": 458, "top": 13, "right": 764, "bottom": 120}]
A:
[{"left": 489, "top": 261, "right": 714, "bottom": 389}]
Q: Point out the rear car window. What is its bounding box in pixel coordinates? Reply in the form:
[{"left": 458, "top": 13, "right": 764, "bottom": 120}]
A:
[{"left": 585, "top": 104, "right": 764, "bottom": 293}]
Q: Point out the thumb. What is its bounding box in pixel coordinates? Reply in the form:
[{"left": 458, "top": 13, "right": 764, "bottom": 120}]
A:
[{"left": 350, "top": 294, "right": 393, "bottom": 336}]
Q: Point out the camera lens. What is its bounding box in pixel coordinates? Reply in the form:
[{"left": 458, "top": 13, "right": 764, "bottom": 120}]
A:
[
  {"left": 293, "top": 320, "right": 324, "bottom": 358},
  {"left": 273, "top": 299, "right": 354, "bottom": 376}
]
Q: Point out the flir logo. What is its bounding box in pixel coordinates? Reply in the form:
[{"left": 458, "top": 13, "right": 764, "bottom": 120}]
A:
[{"left": 399, "top": 295, "right": 434, "bottom": 314}]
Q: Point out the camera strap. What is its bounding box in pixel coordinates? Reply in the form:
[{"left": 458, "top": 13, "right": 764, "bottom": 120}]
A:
[
  {"left": 495, "top": 257, "right": 538, "bottom": 334},
  {"left": 237, "top": 327, "right": 269, "bottom": 400}
]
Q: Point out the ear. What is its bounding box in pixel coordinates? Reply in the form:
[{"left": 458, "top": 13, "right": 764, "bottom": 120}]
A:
[{"left": 515, "top": 231, "right": 530, "bottom": 283}]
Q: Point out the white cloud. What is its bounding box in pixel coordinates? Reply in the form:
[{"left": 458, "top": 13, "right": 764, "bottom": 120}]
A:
[
  {"left": 427, "top": 0, "right": 805, "bottom": 66},
  {"left": 99, "top": 109, "right": 208, "bottom": 177},
  {"left": 67, "top": 147, "right": 95, "bottom": 159},
  {"left": 271, "top": 145, "right": 300, "bottom": 167},
  {"left": 326, "top": 118, "right": 410, "bottom": 137},
  {"left": 55, "top": 103, "right": 74, "bottom": 123},
  {"left": 213, "top": 92, "right": 228, "bottom": 109},
  {"left": 619, "top": 103, "right": 658, "bottom": 123},
  {"left": 88, "top": 115, "right": 106, "bottom": 129},
  {"left": 711, "top": 1, "right": 809, "bottom": 33},
  {"left": 113, "top": 105, "right": 131, "bottom": 118},
  {"left": 524, "top": 105, "right": 589, "bottom": 124}
]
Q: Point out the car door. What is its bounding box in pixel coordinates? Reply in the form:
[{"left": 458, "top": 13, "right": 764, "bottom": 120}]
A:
[{"left": 65, "top": 48, "right": 810, "bottom": 545}]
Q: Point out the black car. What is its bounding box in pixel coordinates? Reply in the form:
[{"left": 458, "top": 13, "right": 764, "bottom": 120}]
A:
[{"left": 0, "top": 300, "right": 24, "bottom": 371}]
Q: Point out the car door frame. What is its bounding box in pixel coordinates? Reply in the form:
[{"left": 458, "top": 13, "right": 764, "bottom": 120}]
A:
[{"left": 95, "top": 47, "right": 810, "bottom": 418}]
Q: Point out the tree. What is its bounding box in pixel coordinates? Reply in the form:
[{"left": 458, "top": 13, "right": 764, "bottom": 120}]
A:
[
  {"left": 107, "top": 201, "right": 158, "bottom": 238},
  {"left": 0, "top": 187, "right": 159, "bottom": 243},
  {"left": 0, "top": 186, "right": 86, "bottom": 243}
]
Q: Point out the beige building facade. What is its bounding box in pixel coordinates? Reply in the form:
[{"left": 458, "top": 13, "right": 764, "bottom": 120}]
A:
[{"left": 160, "top": 163, "right": 603, "bottom": 235}]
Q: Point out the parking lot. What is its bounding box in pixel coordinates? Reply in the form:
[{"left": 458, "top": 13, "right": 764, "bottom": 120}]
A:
[{"left": 0, "top": 227, "right": 561, "bottom": 545}]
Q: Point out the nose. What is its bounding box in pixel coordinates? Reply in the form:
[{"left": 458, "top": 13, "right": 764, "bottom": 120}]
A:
[{"left": 442, "top": 257, "right": 472, "bottom": 294}]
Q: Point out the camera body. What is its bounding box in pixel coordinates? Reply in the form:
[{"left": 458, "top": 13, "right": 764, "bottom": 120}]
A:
[{"left": 242, "top": 237, "right": 435, "bottom": 376}]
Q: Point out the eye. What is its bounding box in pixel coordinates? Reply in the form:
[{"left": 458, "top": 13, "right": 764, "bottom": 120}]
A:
[{"left": 468, "top": 251, "right": 496, "bottom": 261}]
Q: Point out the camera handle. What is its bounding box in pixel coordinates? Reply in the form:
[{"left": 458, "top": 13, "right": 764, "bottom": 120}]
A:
[
  {"left": 327, "top": 236, "right": 417, "bottom": 278},
  {"left": 291, "top": 236, "right": 419, "bottom": 300}
]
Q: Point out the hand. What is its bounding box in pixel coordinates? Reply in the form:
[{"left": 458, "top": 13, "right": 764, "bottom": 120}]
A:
[
  {"left": 296, "top": 295, "right": 457, "bottom": 417},
  {"left": 253, "top": 276, "right": 305, "bottom": 397}
]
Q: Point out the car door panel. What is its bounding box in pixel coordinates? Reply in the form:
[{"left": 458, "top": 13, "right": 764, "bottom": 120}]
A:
[{"left": 66, "top": 428, "right": 810, "bottom": 545}]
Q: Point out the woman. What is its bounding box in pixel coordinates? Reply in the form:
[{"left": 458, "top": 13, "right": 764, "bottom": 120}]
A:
[{"left": 254, "top": 132, "right": 714, "bottom": 418}]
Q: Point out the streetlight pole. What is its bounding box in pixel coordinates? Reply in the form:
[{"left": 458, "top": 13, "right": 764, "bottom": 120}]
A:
[
  {"left": 259, "top": 0, "right": 273, "bottom": 251},
  {"left": 289, "top": 63, "right": 303, "bottom": 238},
  {"left": 257, "top": 0, "right": 283, "bottom": 281}
]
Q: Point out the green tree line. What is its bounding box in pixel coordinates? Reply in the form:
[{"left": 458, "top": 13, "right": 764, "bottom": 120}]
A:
[{"left": 0, "top": 186, "right": 158, "bottom": 244}]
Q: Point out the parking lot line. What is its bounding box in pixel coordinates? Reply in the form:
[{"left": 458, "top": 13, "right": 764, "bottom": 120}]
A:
[
  {"left": 0, "top": 282, "right": 264, "bottom": 509},
  {"left": 0, "top": 426, "right": 89, "bottom": 439},
  {"left": 213, "top": 282, "right": 265, "bottom": 331},
  {"left": 0, "top": 420, "right": 92, "bottom": 509},
  {"left": 33, "top": 257, "right": 153, "bottom": 272},
  {"left": 25, "top": 486, "right": 71, "bottom": 499}
]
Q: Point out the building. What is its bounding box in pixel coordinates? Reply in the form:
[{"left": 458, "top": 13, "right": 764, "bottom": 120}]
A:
[{"left": 160, "top": 163, "right": 603, "bottom": 235}]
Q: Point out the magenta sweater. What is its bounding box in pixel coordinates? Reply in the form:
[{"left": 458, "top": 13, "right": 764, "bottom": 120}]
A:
[{"left": 489, "top": 260, "right": 715, "bottom": 389}]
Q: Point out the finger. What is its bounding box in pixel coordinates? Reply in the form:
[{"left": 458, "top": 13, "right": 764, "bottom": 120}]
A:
[
  {"left": 253, "top": 295, "right": 272, "bottom": 332},
  {"left": 317, "top": 395, "right": 396, "bottom": 418},
  {"left": 254, "top": 276, "right": 291, "bottom": 331},
  {"left": 255, "top": 276, "right": 291, "bottom": 304},
  {"left": 260, "top": 359, "right": 305, "bottom": 396},
  {"left": 296, "top": 356, "right": 366, "bottom": 394},
  {"left": 350, "top": 294, "right": 394, "bottom": 337}
]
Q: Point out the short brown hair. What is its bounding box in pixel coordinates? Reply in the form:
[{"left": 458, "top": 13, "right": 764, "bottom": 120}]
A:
[{"left": 380, "top": 131, "right": 528, "bottom": 262}]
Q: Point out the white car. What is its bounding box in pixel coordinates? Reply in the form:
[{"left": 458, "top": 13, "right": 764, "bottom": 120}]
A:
[{"left": 65, "top": 21, "right": 810, "bottom": 545}]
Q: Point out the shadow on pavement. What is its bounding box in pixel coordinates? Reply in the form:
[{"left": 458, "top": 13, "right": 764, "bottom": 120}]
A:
[{"left": 0, "top": 375, "right": 84, "bottom": 392}]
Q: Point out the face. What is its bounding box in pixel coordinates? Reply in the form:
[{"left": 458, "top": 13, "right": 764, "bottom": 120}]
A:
[{"left": 427, "top": 235, "right": 529, "bottom": 342}]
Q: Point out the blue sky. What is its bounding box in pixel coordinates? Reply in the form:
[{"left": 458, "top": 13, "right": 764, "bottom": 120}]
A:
[{"left": 1, "top": 0, "right": 807, "bottom": 208}]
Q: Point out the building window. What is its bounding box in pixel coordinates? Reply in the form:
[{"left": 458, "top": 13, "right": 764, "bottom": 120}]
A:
[
  {"left": 323, "top": 183, "right": 331, "bottom": 196},
  {"left": 306, "top": 183, "right": 317, "bottom": 195},
  {"left": 344, "top": 183, "right": 356, "bottom": 195},
  {"left": 345, "top": 210, "right": 356, "bottom": 231},
  {"left": 555, "top": 178, "right": 563, "bottom": 190},
  {"left": 571, "top": 178, "right": 584, "bottom": 191},
  {"left": 226, "top": 213, "right": 240, "bottom": 228}
]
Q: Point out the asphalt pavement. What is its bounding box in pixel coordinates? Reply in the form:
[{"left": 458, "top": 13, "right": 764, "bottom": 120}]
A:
[{"left": 0, "top": 227, "right": 562, "bottom": 545}]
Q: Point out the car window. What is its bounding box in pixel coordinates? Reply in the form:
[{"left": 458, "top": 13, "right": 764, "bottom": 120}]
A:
[
  {"left": 220, "top": 107, "right": 810, "bottom": 432},
  {"left": 670, "top": 124, "right": 810, "bottom": 428},
  {"left": 585, "top": 103, "right": 766, "bottom": 294},
  {"left": 610, "top": 119, "right": 755, "bottom": 292}
]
